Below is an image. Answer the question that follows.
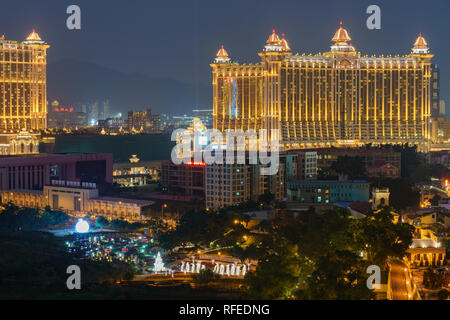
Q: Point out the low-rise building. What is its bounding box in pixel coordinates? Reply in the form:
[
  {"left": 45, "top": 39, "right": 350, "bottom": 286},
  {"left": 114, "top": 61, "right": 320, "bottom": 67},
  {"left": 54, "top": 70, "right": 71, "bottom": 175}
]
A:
[
  {"left": 0, "top": 153, "right": 113, "bottom": 191},
  {"left": 310, "top": 147, "right": 402, "bottom": 177},
  {"left": 366, "top": 161, "right": 400, "bottom": 178},
  {"left": 113, "top": 155, "right": 160, "bottom": 187},
  {"left": 287, "top": 180, "right": 370, "bottom": 204},
  {"left": 0, "top": 180, "right": 153, "bottom": 222},
  {"left": 161, "top": 160, "right": 206, "bottom": 198},
  {"left": 406, "top": 238, "right": 446, "bottom": 267},
  {"left": 0, "top": 130, "right": 40, "bottom": 156}
]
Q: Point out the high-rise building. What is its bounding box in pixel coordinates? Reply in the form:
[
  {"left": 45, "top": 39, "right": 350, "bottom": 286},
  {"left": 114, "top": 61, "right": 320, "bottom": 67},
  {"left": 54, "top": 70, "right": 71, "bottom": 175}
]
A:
[
  {"left": 88, "top": 100, "right": 99, "bottom": 126},
  {"left": 161, "top": 160, "right": 206, "bottom": 198},
  {"left": 205, "top": 156, "right": 286, "bottom": 209},
  {"left": 292, "top": 151, "right": 318, "bottom": 180},
  {"left": 431, "top": 64, "right": 440, "bottom": 118},
  {"left": 101, "top": 99, "right": 110, "bottom": 121},
  {"left": 128, "top": 109, "right": 160, "bottom": 133},
  {"left": 440, "top": 100, "right": 446, "bottom": 118},
  {"left": 0, "top": 30, "right": 49, "bottom": 131},
  {"left": 47, "top": 106, "right": 88, "bottom": 129},
  {"left": 211, "top": 23, "right": 433, "bottom": 151}
]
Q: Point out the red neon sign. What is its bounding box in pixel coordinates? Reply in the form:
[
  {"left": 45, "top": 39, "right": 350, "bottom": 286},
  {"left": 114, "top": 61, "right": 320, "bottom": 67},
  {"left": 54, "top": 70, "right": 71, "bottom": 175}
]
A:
[{"left": 186, "top": 161, "right": 206, "bottom": 167}]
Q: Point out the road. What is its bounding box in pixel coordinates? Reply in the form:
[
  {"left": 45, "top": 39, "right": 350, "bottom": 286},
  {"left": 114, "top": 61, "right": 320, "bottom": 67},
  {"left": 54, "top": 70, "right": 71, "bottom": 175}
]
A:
[{"left": 390, "top": 261, "right": 414, "bottom": 300}]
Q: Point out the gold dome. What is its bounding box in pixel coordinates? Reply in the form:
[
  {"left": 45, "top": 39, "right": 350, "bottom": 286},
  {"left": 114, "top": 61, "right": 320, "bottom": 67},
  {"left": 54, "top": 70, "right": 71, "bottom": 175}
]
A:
[
  {"left": 280, "top": 34, "right": 291, "bottom": 51},
  {"left": 26, "top": 29, "right": 42, "bottom": 42},
  {"left": 266, "top": 29, "right": 281, "bottom": 44},
  {"left": 216, "top": 45, "right": 229, "bottom": 58},
  {"left": 332, "top": 22, "right": 351, "bottom": 43},
  {"left": 414, "top": 34, "right": 428, "bottom": 48}
]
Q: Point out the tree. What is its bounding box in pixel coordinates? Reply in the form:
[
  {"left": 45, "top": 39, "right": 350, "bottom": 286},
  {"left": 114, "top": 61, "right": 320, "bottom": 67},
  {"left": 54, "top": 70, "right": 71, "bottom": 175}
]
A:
[
  {"left": 192, "top": 269, "right": 220, "bottom": 285},
  {"left": 370, "top": 178, "right": 419, "bottom": 210},
  {"left": 430, "top": 194, "right": 441, "bottom": 207},
  {"left": 258, "top": 192, "right": 275, "bottom": 206},
  {"left": 41, "top": 210, "right": 69, "bottom": 226},
  {"left": 95, "top": 216, "right": 109, "bottom": 229},
  {"left": 244, "top": 209, "right": 369, "bottom": 300},
  {"left": 244, "top": 242, "right": 309, "bottom": 299},
  {"left": 158, "top": 209, "right": 251, "bottom": 249},
  {"left": 331, "top": 156, "right": 365, "bottom": 179},
  {"left": 351, "top": 207, "right": 414, "bottom": 269},
  {"left": 298, "top": 250, "right": 374, "bottom": 300},
  {"left": 437, "top": 289, "right": 449, "bottom": 300},
  {"left": 423, "top": 268, "right": 445, "bottom": 290}
]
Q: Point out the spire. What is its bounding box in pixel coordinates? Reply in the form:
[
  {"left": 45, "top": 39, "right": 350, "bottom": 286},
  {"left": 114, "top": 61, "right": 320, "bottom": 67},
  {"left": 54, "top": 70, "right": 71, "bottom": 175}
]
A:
[
  {"left": 266, "top": 29, "right": 281, "bottom": 45},
  {"left": 214, "top": 45, "right": 231, "bottom": 64},
  {"left": 280, "top": 33, "right": 291, "bottom": 52},
  {"left": 412, "top": 33, "right": 430, "bottom": 54}
]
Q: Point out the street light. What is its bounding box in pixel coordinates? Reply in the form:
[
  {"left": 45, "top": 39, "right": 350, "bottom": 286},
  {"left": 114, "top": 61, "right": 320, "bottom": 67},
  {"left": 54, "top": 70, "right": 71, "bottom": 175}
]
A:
[{"left": 161, "top": 203, "right": 168, "bottom": 219}]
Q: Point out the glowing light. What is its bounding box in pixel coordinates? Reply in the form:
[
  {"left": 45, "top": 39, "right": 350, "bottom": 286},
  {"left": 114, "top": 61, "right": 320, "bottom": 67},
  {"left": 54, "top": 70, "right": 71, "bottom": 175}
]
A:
[
  {"left": 75, "top": 219, "right": 90, "bottom": 233},
  {"left": 186, "top": 161, "right": 206, "bottom": 167},
  {"left": 198, "top": 135, "right": 208, "bottom": 146},
  {"left": 153, "top": 252, "right": 165, "bottom": 272}
]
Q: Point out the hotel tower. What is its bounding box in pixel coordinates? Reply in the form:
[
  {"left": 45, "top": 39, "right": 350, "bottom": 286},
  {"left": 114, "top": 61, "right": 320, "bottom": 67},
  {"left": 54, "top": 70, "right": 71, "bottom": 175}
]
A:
[
  {"left": 211, "top": 23, "right": 433, "bottom": 151},
  {"left": 0, "top": 30, "right": 49, "bottom": 132},
  {"left": 0, "top": 30, "right": 49, "bottom": 155}
]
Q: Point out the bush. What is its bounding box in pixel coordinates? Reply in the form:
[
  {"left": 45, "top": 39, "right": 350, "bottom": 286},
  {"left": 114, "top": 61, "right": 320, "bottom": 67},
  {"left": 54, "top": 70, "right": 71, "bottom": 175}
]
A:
[
  {"left": 437, "top": 289, "right": 449, "bottom": 300},
  {"left": 192, "top": 269, "right": 220, "bottom": 284}
]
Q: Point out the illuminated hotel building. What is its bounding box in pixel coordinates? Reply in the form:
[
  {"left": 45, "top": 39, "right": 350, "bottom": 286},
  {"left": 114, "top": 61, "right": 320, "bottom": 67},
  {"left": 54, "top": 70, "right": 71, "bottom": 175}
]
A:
[
  {"left": 0, "top": 30, "right": 49, "bottom": 131},
  {"left": 211, "top": 24, "right": 433, "bottom": 151}
]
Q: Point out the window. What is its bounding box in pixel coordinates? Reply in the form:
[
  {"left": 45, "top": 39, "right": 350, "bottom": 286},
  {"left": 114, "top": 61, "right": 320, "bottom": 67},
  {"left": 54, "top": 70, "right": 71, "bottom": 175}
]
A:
[{"left": 74, "top": 196, "right": 81, "bottom": 211}]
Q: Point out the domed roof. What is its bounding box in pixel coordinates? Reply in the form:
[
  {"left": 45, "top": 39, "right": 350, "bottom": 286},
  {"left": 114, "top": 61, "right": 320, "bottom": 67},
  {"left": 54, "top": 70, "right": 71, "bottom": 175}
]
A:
[
  {"left": 414, "top": 34, "right": 428, "bottom": 48},
  {"left": 280, "top": 34, "right": 291, "bottom": 51},
  {"left": 216, "top": 45, "right": 229, "bottom": 58},
  {"left": 26, "top": 29, "right": 42, "bottom": 42},
  {"left": 266, "top": 29, "right": 281, "bottom": 44},
  {"left": 332, "top": 22, "right": 351, "bottom": 43}
]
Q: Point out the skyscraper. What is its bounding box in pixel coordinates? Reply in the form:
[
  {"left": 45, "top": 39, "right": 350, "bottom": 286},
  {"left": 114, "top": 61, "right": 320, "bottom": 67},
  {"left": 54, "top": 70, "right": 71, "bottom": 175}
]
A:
[
  {"left": 212, "top": 23, "right": 433, "bottom": 151},
  {"left": 431, "top": 64, "right": 440, "bottom": 118},
  {"left": 102, "top": 99, "right": 110, "bottom": 121},
  {"left": 0, "top": 30, "right": 49, "bottom": 132}
]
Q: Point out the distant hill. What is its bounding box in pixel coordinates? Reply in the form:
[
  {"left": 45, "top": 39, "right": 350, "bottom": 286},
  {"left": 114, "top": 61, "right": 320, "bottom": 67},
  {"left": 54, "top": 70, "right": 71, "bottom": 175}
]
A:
[{"left": 47, "top": 59, "right": 211, "bottom": 115}]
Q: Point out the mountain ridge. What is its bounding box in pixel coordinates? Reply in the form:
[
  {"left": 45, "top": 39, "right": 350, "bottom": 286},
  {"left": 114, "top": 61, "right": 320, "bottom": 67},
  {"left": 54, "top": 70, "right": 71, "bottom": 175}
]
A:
[{"left": 47, "top": 59, "right": 211, "bottom": 115}]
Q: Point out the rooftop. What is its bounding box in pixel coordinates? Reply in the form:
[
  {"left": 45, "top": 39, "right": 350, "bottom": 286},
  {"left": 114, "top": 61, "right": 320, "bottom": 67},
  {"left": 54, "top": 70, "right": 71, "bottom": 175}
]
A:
[{"left": 94, "top": 196, "right": 154, "bottom": 207}]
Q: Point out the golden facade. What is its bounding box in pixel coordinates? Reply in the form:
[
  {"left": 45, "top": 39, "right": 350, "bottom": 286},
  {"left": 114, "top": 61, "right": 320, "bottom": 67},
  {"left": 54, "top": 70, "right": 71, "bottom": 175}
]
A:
[
  {"left": 212, "top": 25, "right": 433, "bottom": 151},
  {"left": 0, "top": 30, "right": 49, "bottom": 132}
]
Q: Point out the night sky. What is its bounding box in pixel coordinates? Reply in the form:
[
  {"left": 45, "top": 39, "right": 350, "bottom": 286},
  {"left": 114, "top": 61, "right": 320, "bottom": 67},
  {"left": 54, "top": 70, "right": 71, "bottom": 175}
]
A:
[{"left": 1, "top": 0, "right": 449, "bottom": 113}]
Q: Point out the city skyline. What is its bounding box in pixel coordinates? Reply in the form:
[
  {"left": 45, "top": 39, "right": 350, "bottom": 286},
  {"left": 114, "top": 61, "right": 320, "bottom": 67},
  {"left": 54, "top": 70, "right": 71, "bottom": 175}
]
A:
[
  {"left": 0, "top": 0, "right": 449, "bottom": 115},
  {"left": 0, "top": 1, "right": 450, "bottom": 304}
]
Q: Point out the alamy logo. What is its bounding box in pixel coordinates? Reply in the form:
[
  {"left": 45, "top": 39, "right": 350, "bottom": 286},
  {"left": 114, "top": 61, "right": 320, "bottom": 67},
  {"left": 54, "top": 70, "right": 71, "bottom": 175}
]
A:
[
  {"left": 66, "top": 5, "right": 81, "bottom": 30},
  {"left": 366, "top": 265, "right": 381, "bottom": 290},
  {"left": 366, "top": 5, "right": 381, "bottom": 30},
  {"left": 66, "top": 265, "right": 81, "bottom": 290},
  {"left": 171, "top": 127, "right": 280, "bottom": 175}
]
